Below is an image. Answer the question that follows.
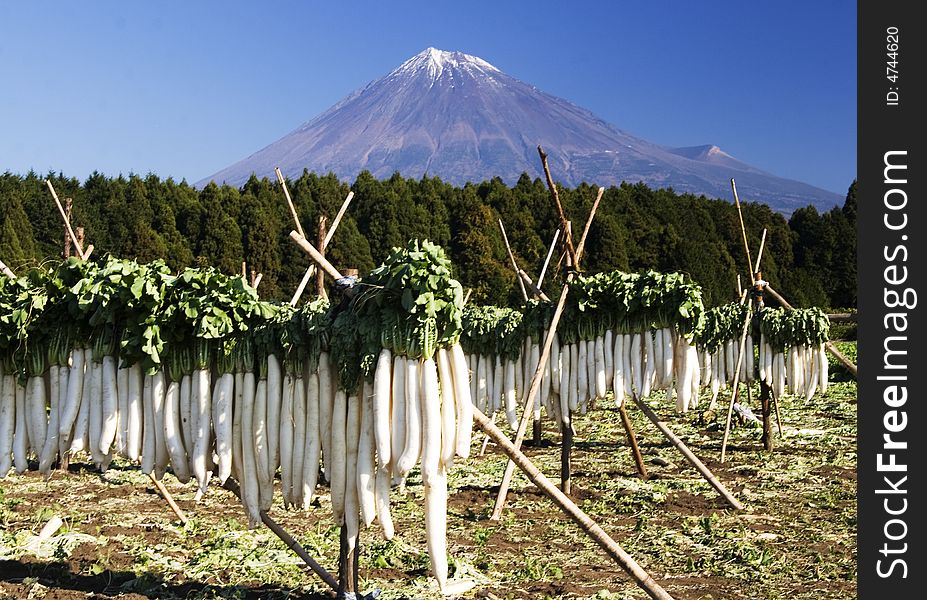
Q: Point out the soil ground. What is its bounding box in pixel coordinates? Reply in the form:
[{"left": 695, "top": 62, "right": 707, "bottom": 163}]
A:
[{"left": 0, "top": 352, "right": 856, "bottom": 600}]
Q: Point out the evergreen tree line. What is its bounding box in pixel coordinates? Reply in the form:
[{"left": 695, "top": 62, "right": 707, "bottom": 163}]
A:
[{"left": 0, "top": 170, "right": 857, "bottom": 309}]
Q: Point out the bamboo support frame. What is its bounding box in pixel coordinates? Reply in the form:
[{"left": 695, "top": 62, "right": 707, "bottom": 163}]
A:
[
  {"left": 290, "top": 191, "right": 355, "bottom": 306},
  {"left": 474, "top": 408, "right": 675, "bottom": 600},
  {"left": 491, "top": 168, "right": 602, "bottom": 517},
  {"left": 490, "top": 280, "right": 571, "bottom": 519},
  {"left": 630, "top": 395, "right": 744, "bottom": 510},
  {"left": 316, "top": 216, "right": 328, "bottom": 299},
  {"left": 45, "top": 179, "right": 90, "bottom": 260},
  {"left": 289, "top": 209, "right": 675, "bottom": 600}
]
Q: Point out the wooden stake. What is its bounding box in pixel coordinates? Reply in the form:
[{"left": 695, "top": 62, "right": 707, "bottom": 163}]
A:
[
  {"left": 223, "top": 479, "right": 338, "bottom": 593},
  {"left": 759, "top": 382, "right": 774, "bottom": 452},
  {"left": 499, "top": 219, "right": 528, "bottom": 301},
  {"left": 275, "top": 167, "right": 306, "bottom": 238},
  {"left": 473, "top": 407, "right": 675, "bottom": 600},
  {"left": 63, "top": 197, "right": 73, "bottom": 259},
  {"left": 561, "top": 412, "right": 573, "bottom": 495},
  {"left": 338, "top": 526, "right": 359, "bottom": 596},
  {"left": 538, "top": 146, "right": 577, "bottom": 267},
  {"left": 618, "top": 402, "right": 648, "bottom": 479},
  {"left": 764, "top": 285, "right": 857, "bottom": 378},
  {"left": 770, "top": 383, "right": 784, "bottom": 436},
  {"left": 148, "top": 474, "right": 189, "bottom": 525},
  {"left": 317, "top": 215, "right": 328, "bottom": 300},
  {"left": 630, "top": 395, "right": 743, "bottom": 510}
]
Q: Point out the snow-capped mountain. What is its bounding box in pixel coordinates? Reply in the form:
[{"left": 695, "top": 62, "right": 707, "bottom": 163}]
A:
[{"left": 199, "top": 48, "right": 842, "bottom": 213}]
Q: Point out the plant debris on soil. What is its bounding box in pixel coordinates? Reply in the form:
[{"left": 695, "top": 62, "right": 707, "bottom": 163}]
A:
[{"left": 0, "top": 349, "right": 856, "bottom": 600}]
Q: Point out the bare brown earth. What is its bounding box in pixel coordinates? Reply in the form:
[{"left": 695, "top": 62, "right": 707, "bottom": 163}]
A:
[{"left": 0, "top": 380, "right": 856, "bottom": 600}]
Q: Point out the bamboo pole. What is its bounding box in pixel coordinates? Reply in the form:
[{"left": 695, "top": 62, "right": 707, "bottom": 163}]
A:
[
  {"left": 764, "top": 285, "right": 857, "bottom": 378},
  {"left": 630, "top": 396, "right": 743, "bottom": 510},
  {"left": 618, "top": 403, "right": 648, "bottom": 479},
  {"left": 289, "top": 231, "right": 342, "bottom": 281},
  {"left": 148, "top": 474, "right": 189, "bottom": 525},
  {"left": 517, "top": 268, "right": 551, "bottom": 302},
  {"left": 573, "top": 187, "right": 605, "bottom": 263},
  {"left": 473, "top": 408, "right": 675, "bottom": 600},
  {"left": 719, "top": 309, "right": 753, "bottom": 463},
  {"left": 275, "top": 167, "right": 306, "bottom": 239},
  {"left": 498, "top": 219, "right": 528, "bottom": 301},
  {"left": 754, "top": 229, "right": 768, "bottom": 275},
  {"left": 731, "top": 179, "right": 754, "bottom": 278},
  {"left": 223, "top": 479, "right": 338, "bottom": 593},
  {"left": 537, "top": 228, "right": 560, "bottom": 289},
  {"left": 45, "top": 180, "right": 89, "bottom": 260}
]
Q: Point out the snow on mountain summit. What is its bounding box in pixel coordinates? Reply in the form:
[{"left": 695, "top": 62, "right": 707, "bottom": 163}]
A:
[
  {"left": 199, "top": 48, "right": 841, "bottom": 214},
  {"left": 392, "top": 47, "right": 501, "bottom": 81}
]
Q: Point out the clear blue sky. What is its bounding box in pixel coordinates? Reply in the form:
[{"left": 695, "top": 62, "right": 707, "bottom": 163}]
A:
[{"left": 1, "top": 1, "right": 856, "bottom": 196}]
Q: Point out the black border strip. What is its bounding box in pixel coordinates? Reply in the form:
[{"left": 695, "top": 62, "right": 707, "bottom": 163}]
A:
[{"left": 858, "top": 2, "right": 925, "bottom": 595}]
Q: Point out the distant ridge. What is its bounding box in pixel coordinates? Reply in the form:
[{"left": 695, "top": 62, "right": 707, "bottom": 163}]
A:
[{"left": 200, "top": 48, "right": 843, "bottom": 214}]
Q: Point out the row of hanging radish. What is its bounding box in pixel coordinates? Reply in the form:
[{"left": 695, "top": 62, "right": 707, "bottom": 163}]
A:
[{"left": 458, "top": 294, "right": 832, "bottom": 431}]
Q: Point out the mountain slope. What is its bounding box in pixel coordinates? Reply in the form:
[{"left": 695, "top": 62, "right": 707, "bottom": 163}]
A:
[{"left": 200, "top": 48, "right": 842, "bottom": 213}]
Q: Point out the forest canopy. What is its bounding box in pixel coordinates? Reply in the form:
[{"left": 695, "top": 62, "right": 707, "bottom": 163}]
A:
[{"left": 0, "top": 170, "right": 857, "bottom": 309}]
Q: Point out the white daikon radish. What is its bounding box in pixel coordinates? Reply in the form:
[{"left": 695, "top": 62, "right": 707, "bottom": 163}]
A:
[
  {"left": 436, "top": 348, "right": 456, "bottom": 469},
  {"left": 425, "top": 466, "right": 449, "bottom": 591},
  {"left": 357, "top": 384, "right": 377, "bottom": 527},
  {"left": 372, "top": 348, "right": 393, "bottom": 469},
  {"left": 163, "top": 377, "right": 191, "bottom": 483},
  {"left": 420, "top": 357, "right": 442, "bottom": 486},
  {"left": 329, "top": 388, "right": 348, "bottom": 524},
  {"left": 395, "top": 359, "right": 421, "bottom": 478},
  {"left": 302, "top": 368, "right": 321, "bottom": 510}
]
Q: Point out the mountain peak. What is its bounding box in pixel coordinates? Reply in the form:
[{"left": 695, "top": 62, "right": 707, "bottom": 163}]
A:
[
  {"left": 392, "top": 47, "right": 500, "bottom": 81},
  {"left": 200, "top": 49, "right": 842, "bottom": 214}
]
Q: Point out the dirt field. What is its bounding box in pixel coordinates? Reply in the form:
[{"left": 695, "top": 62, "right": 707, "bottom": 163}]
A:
[{"left": 0, "top": 350, "right": 856, "bottom": 600}]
